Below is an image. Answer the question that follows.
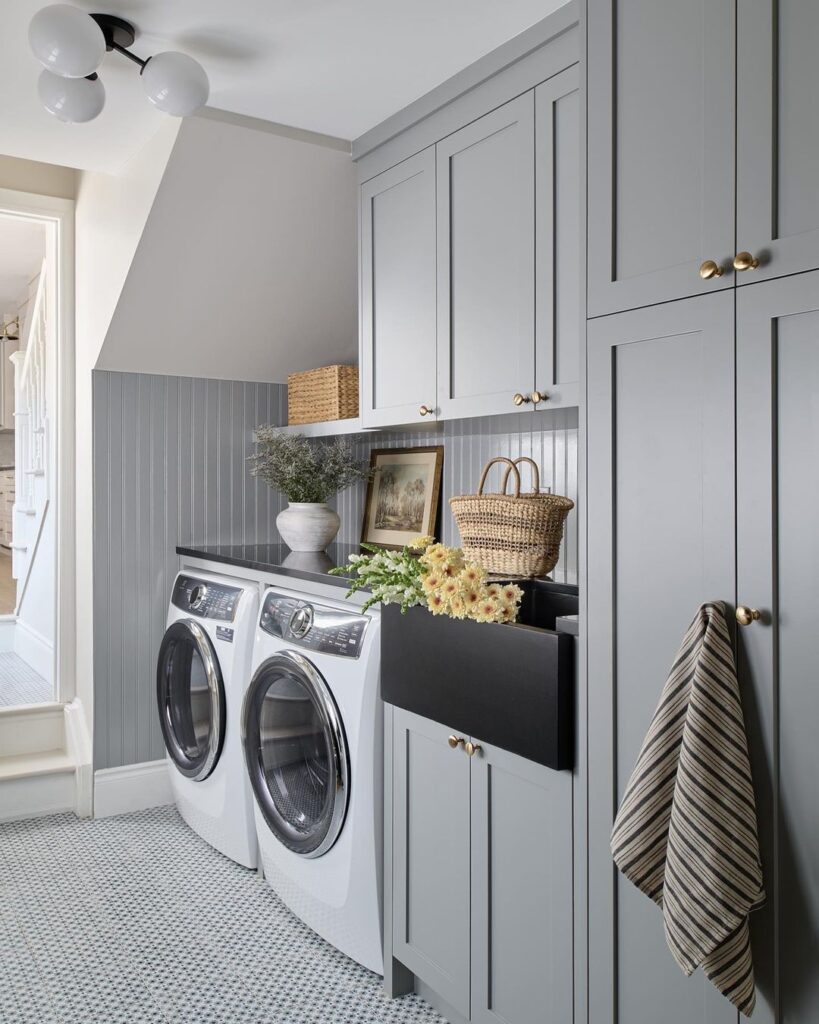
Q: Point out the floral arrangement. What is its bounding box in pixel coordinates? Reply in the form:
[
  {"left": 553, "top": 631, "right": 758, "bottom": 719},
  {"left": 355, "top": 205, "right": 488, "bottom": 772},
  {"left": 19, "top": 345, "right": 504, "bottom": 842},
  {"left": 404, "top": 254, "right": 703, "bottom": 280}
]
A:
[
  {"left": 331, "top": 536, "right": 524, "bottom": 624},
  {"left": 248, "top": 429, "right": 371, "bottom": 503}
]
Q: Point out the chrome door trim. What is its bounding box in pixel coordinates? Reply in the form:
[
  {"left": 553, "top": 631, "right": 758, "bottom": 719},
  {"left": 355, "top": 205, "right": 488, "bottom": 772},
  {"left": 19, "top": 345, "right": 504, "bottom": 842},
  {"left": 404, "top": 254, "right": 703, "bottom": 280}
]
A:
[
  {"left": 242, "top": 651, "right": 350, "bottom": 859},
  {"left": 156, "top": 619, "right": 225, "bottom": 782}
]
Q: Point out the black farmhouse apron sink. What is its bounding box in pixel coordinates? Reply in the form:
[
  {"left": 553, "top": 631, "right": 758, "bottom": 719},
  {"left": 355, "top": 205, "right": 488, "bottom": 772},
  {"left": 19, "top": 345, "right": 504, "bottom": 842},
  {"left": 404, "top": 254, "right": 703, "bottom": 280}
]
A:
[{"left": 380, "top": 581, "right": 577, "bottom": 770}]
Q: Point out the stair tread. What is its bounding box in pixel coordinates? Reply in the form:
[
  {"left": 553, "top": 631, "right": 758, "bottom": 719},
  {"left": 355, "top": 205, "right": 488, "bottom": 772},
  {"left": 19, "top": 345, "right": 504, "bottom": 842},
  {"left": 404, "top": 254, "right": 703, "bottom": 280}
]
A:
[{"left": 0, "top": 750, "right": 73, "bottom": 781}]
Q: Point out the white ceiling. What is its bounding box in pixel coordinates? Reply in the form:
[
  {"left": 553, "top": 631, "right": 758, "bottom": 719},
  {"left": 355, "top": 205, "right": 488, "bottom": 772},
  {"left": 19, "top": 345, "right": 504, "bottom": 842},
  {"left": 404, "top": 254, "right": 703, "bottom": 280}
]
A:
[
  {"left": 1, "top": 0, "right": 567, "bottom": 173},
  {"left": 0, "top": 214, "right": 46, "bottom": 314}
]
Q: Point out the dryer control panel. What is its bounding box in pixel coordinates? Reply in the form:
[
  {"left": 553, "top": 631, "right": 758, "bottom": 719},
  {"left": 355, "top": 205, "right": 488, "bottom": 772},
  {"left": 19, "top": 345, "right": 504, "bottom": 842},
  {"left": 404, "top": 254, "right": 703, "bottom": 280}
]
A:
[
  {"left": 172, "top": 575, "right": 242, "bottom": 622},
  {"left": 260, "top": 592, "right": 368, "bottom": 658}
]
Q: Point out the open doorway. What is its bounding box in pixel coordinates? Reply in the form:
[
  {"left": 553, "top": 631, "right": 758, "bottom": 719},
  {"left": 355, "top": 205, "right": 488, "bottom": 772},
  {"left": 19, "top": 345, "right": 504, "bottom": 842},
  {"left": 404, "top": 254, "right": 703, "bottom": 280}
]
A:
[{"left": 0, "top": 189, "right": 74, "bottom": 710}]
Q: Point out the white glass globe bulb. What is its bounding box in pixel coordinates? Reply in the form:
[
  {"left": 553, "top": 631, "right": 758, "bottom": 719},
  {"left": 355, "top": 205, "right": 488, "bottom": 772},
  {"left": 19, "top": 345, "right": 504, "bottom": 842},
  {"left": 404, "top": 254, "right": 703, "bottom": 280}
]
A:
[
  {"left": 38, "top": 69, "right": 105, "bottom": 123},
  {"left": 141, "top": 51, "right": 209, "bottom": 117},
  {"left": 29, "top": 4, "right": 105, "bottom": 79}
]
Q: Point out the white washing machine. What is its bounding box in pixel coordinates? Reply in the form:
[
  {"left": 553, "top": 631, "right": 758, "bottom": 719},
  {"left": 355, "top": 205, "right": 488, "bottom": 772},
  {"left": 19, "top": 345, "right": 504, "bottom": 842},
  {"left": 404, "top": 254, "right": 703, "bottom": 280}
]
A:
[
  {"left": 157, "top": 569, "right": 260, "bottom": 869},
  {"left": 242, "top": 585, "right": 383, "bottom": 974}
]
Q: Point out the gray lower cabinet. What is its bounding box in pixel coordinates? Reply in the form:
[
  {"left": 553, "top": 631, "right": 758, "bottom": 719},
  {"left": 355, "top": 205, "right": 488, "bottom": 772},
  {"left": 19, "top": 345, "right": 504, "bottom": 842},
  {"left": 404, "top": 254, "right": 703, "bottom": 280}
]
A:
[
  {"left": 586, "top": 292, "right": 737, "bottom": 1024},
  {"left": 736, "top": 1, "right": 819, "bottom": 284},
  {"left": 736, "top": 270, "right": 819, "bottom": 1024},
  {"left": 392, "top": 707, "right": 472, "bottom": 1017},
  {"left": 470, "top": 738, "right": 573, "bottom": 1024},
  {"left": 587, "top": 0, "right": 736, "bottom": 316},
  {"left": 390, "top": 706, "right": 573, "bottom": 1024},
  {"left": 436, "top": 93, "right": 536, "bottom": 420},
  {"left": 360, "top": 148, "right": 437, "bottom": 428}
]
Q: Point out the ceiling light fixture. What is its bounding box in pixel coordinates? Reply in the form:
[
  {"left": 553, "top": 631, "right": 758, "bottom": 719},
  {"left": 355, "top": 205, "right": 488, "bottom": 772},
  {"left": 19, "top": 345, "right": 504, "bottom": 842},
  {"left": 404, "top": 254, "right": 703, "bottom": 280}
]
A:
[{"left": 28, "top": 5, "right": 210, "bottom": 124}]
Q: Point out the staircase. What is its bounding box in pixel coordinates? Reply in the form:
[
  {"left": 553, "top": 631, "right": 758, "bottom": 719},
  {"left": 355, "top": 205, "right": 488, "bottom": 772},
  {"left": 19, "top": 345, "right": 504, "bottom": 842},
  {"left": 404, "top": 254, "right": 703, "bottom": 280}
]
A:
[
  {"left": 10, "top": 259, "right": 49, "bottom": 598},
  {"left": 0, "top": 700, "right": 90, "bottom": 822}
]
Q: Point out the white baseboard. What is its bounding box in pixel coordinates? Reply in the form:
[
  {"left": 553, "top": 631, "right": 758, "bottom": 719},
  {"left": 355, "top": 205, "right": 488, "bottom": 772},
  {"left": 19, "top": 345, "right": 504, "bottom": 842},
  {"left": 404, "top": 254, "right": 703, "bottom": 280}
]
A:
[
  {"left": 94, "top": 759, "right": 173, "bottom": 819},
  {"left": 13, "top": 619, "right": 54, "bottom": 683}
]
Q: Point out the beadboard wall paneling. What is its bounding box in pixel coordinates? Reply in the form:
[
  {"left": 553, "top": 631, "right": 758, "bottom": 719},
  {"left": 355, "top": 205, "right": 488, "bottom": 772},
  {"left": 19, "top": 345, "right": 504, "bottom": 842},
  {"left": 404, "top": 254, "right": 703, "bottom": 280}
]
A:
[
  {"left": 93, "top": 372, "right": 577, "bottom": 771},
  {"left": 332, "top": 408, "right": 579, "bottom": 585},
  {"left": 92, "top": 370, "right": 285, "bottom": 771}
]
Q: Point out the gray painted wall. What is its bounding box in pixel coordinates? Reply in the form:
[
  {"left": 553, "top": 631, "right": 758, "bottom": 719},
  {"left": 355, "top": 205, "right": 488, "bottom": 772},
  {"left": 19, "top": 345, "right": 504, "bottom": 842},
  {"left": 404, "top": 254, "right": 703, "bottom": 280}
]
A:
[{"left": 93, "top": 370, "right": 578, "bottom": 770}]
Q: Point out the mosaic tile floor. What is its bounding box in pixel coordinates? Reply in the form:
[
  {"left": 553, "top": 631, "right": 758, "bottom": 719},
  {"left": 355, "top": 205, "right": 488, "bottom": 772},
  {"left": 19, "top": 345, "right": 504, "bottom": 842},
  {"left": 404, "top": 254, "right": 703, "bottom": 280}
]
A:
[
  {"left": 0, "top": 807, "right": 445, "bottom": 1024},
  {"left": 0, "top": 652, "right": 52, "bottom": 708}
]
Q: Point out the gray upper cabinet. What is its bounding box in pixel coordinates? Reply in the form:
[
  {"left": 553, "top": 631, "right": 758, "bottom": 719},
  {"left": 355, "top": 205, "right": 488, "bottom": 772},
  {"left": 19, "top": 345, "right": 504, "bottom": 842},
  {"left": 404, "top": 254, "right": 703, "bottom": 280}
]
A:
[
  {"left": 736, "top": 0, "right": 819, "bottom": 284},
  {"left": 587, "top": 0, "right": 736, "bottom": 316},
  {"left": 535, "top": 66, "right": 581, "bottom": 408},
  {"left": 392, "top": 707, "right": 471, "bottom": 1019},
  {"left": 470, "top": 739, "right": 573, "bottom": 1024},
  {"left": 586, "top": 292, "right": 736, "bottom": 1024},
  {"left": 736, "top": 270, "right": 819, "bottom": 1024},
  {"left": 436, "top": 93, "right": 536, "bottom": 420},
  {"left": 360, "top": 149, "right": 437, "bottom": 428}
]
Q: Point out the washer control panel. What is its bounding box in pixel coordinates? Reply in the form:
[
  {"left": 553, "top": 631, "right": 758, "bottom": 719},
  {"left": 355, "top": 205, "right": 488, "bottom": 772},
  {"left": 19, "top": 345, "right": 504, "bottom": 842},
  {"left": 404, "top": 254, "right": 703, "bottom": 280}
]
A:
[
  {"left": 172, "top": 575, "right": 242, "bottom": 622},
  {"left": 259, "top": 591, "right": 368, "bottom": 658}
]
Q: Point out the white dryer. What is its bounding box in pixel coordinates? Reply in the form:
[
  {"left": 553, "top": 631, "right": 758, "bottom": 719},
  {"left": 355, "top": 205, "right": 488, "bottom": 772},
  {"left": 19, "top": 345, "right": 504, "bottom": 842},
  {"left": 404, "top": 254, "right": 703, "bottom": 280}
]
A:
[
  {"left": 242, "top": 585, "right": 383, "bottom": 974},
  {"left": 157, "top": 569, "right": 259, "bottom": 869}
]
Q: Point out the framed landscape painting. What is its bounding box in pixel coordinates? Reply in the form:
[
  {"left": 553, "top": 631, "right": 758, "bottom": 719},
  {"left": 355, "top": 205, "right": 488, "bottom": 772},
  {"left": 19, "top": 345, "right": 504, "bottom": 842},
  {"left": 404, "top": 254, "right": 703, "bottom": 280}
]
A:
[{"left": 362, "top": 446, "right": 444, "bottom": 549}]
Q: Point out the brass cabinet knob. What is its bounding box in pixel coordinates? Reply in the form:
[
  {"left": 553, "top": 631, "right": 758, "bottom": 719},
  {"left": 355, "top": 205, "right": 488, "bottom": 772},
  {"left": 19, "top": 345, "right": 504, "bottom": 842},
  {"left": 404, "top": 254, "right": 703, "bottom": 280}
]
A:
[
  {"left": 465, "top": 741, "right": 482, "bottom": 757},
  {"left": 531, "top": 390, "right": 546, "bottom": 404},
  {"left": 419, "top": 404, "right": 434, "bottom": 417},
  {"left": 513, "top": 393, "right": 527, "bottom": 406},
  {"left": 733, "top": 251, "right": 760, "bottom": 272},
  {"left": 448, "top": 735, "right": 465, "bottom": 749},
  {"left": 736, "top": 606, "right": 761, "bottom": 626},
  {"left": 699, "top": 259, "right": 724, "bottom": 280}
]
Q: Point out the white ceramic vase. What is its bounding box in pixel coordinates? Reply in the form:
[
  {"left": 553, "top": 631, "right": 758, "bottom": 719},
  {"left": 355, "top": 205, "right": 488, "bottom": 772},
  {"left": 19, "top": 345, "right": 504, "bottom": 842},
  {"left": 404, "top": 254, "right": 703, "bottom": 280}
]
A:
[{"left": 276, "top": 502, "right": 341, "bottom": 553}]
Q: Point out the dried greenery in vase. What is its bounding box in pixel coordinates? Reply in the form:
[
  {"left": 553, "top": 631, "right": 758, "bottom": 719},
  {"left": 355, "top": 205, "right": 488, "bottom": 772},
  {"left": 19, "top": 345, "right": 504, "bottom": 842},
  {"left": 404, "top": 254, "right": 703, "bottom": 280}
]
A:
[{"left": 248, "top": 429, "right": 371, "bottom": 503}]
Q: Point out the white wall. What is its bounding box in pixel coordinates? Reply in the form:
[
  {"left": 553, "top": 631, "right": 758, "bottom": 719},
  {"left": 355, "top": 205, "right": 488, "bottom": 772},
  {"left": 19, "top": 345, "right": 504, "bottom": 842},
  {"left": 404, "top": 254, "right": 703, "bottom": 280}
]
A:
[
  {"left": 74, "top": 120, "right": 181, "bottom": 742},
  {"left": 96, "top": 115, "right": 358, "bottom": 382},
  {"left": 0, "top": 155, "right": 77, "bottom": 200}
]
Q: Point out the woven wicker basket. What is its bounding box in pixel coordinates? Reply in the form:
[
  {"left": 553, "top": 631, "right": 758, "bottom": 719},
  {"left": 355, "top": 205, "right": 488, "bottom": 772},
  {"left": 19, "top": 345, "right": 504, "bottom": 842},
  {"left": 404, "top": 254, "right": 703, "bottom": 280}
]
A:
[
  {"left": 450, "top": 456, "right": 574, "bottom": 578},
  {"left": 287, "top": 365, "right": 359, "bottom": 425}
]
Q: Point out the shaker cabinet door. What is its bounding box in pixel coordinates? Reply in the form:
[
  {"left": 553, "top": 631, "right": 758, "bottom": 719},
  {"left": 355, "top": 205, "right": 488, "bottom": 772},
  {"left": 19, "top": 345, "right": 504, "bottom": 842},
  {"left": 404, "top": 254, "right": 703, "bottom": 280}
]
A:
[
  {"left": 587, "top": 0, "right": 736, "bottom": 316},
  {"left": 470, "top": 739, "right": 573, "bottom": 1024},
  {"left": 360, "top": 149, "right": 437, "bottom": 428},
  {"left": 392, "top": 707, "right": 472, "bottom": 1019},
  {"left": 736, "top": 0, "right": 819, "bottom": 284},
  {"left": 436, "top": 93, "right": 536, "bottom": 420},
  {"left": 535, "top": 65, "right": 581, "bottom": 408},
  {"left": 586, "top": 292, "right": 736, "bottom": 1024},
  {"left": 736, "top": 270, "right": 819, "bottom": 1024}
]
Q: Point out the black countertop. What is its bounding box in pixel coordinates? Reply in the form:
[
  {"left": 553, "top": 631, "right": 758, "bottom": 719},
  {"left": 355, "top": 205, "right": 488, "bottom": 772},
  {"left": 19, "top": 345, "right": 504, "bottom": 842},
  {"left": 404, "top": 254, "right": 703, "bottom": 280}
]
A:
[
  {"left": 176, "top": 543, "right": 579, "bottom": 620},
  {"left": 176, "top": 542, "right": 362, "bottom": 589}
]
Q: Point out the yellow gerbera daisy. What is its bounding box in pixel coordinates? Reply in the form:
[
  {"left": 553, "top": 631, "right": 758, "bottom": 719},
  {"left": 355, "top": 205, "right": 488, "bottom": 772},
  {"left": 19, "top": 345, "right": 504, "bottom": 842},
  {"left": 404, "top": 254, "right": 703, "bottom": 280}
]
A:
[
  {"left": 449, "top": 595, "right": 467, "bottom": 619},
  {"left": 427, "top": 593, "right": 448, "bottom": 615},
  {"left": 422, "top": 573, "right": 442, "bottom": 592}
]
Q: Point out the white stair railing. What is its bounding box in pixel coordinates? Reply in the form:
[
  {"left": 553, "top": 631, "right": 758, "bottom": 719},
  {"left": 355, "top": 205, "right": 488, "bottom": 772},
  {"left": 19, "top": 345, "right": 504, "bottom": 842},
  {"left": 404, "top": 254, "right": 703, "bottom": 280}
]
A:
[{"left": 10, "top": 260, "right": 48, "bottom": 584}]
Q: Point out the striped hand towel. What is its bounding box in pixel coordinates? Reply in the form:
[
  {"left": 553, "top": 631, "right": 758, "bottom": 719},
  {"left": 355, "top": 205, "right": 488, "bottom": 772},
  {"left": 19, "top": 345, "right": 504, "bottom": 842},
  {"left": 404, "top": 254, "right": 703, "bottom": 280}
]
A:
[{"left": 611, "top": 601, "right": 765, "bottom": 1016}]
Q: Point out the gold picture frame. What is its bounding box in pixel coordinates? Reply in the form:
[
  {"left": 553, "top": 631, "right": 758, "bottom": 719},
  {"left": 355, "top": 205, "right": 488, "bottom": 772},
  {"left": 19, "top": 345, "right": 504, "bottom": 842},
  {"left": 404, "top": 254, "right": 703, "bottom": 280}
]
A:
[{"left": 361, "top": 446, "right": 444, "bottom": 549}]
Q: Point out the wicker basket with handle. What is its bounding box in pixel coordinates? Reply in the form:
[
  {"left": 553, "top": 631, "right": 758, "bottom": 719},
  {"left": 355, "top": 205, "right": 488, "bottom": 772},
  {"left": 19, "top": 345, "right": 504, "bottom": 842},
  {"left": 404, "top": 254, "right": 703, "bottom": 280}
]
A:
[
  {"left": 287, "top": 364, "right": 359, "bottom": 425},
  {"left": 450, "top": 456, "right": 574, "bottom": 577}
]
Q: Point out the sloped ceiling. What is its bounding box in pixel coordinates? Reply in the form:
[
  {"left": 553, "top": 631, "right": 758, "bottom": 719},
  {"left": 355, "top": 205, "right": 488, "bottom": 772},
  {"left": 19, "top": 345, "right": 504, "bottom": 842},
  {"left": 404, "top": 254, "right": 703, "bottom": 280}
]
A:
[{"left": 95, "top": 115, "right": 357, "bottom": 382}]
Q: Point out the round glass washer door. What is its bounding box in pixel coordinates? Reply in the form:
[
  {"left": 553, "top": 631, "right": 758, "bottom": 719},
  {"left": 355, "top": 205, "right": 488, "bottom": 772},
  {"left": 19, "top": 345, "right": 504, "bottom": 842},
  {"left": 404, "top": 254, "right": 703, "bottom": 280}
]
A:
[
  {"left": 242, "top": 651, "right": 349, "bottom": 859},
  {"left": 156, "top": 620, "right": 226, "bottom": 781}
]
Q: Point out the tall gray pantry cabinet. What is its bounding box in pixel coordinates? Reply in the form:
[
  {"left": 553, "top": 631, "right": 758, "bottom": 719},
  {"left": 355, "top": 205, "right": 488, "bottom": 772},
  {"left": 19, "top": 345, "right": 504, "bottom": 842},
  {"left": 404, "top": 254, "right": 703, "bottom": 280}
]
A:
[
  {"left": 586, "top": 1, "right": 819, "bottom": 1022},
  {"left": 587, "top": 0, "right": 819, "bottom": 317}
]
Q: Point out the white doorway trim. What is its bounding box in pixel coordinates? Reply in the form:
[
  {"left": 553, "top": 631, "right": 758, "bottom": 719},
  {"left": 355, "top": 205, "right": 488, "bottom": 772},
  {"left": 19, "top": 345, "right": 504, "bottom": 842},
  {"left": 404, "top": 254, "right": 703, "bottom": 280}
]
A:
[{"left": 0, "top": 187, "right": 76, "bottom": 707}]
